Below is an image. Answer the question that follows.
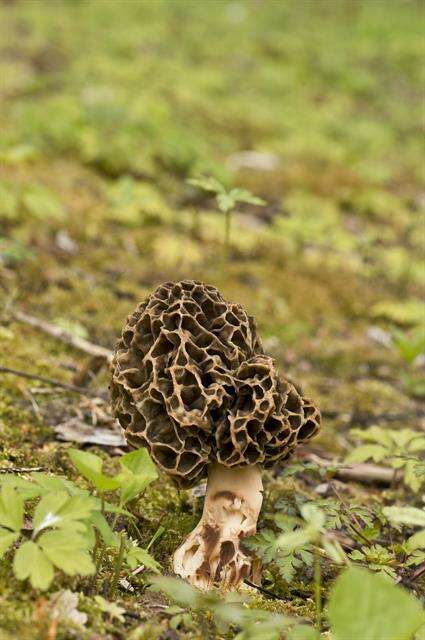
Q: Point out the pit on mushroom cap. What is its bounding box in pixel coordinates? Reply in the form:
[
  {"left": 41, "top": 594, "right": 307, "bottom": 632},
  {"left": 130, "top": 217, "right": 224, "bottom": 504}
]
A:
[{"left": 110, "top": 280, "right": 321, "bottom": 589}]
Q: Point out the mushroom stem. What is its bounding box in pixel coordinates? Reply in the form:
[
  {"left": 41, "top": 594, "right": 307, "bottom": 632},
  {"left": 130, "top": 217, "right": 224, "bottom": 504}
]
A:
[{"left": 173, "top": 463, "right": 263, "bottom": 590}]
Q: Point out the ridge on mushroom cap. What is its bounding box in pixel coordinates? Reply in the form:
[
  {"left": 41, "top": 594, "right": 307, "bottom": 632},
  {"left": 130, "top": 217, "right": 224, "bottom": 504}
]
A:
[{"left": 110, "top": 280, "right": 321, "bottom": 488}]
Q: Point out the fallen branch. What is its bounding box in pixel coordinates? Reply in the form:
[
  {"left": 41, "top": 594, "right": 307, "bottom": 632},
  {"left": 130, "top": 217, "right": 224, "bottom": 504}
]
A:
[
  {"left": 321, "top": 409, "right": 425, "bottom": 426},
  {"left": 303, "top": 453, "right": 402, "bottom": 485},
  {"left": 411, "top": 561, "right": 425, "bottom": 582},
  {"left": 0, "top": 365, "right": 98, "bottom": 395},
  {"left": 13, "top": 310, "right": 112, "bottom": 361},
  {"left": 0, "top": 466, "right": 45, "bottom": 474},
  {"left": 244, "top": 579, "right": 285, "bottom": 601}
]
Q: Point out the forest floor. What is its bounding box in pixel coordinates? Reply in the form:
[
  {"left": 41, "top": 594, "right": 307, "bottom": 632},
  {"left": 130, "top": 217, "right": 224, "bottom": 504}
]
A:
[{"left": 0, "top": 2, "right": 424, "bottom": 639}]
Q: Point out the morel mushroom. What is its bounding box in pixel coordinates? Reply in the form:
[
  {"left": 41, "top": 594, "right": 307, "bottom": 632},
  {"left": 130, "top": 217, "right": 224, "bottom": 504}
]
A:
[{"left": 110, "top": 280, "right": 320, "bottom": 589}]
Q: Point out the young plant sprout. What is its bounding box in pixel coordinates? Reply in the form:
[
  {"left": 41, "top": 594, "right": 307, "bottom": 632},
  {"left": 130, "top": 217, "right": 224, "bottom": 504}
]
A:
[
  {"left": 187, "top": 177, "right": 265, "bottom": 258},
  {"left": 110, "top": 280, "right": 321, "bottom": 589}
]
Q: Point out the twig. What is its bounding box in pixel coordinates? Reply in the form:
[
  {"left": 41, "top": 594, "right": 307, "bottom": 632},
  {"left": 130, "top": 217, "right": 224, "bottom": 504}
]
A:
[
  {"left": 13, "top": 310, "right": 112, "bottom": 361},
  {"left": 411, "top": 561, "right": 425, "bottom": 582},
  {"left": 303, "top": 453, "right": 403, "bottom": 486},
  {"left": 0, "top": 365, "right": 98, "bottom": 395},
  {"left": 17, "top": 383, "right": 42, "bottom": 421},
  {"left": 0, "top": 466, "right": 45, "bottom": 474},
  {"left": 321, "top": 409, "right": 424, "bottom": 426},
  {"left": 243, "top": 579, "right": 285, "bottom": 601}
]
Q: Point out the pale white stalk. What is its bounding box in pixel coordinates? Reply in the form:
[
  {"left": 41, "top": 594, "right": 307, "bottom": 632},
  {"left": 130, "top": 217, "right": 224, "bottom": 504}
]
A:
[{"left": 173, "top": 463, "right": 263, "bottom": 590}]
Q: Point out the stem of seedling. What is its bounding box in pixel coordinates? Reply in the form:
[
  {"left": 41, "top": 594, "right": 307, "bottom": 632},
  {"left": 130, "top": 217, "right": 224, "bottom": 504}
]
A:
[
  {"left": 314, "top": 546, "right": 322, "bottom": 633},
  {"left": 111, "top": 496, "right": 124, "bottom": 531},
  {"left": 110, "top": 532, "right": 126, "bottom": 599},
  {"left": 224, "top": 208, "right": 232, "bottom": 260},
  {"left": 191, "top": 208, "right": 201, "bottom": 240},
  {"left": 89, "top": 530, "right": 101, "bottom": 593},
  {"left": 92, "top": 496, "right": 108, "bottom": 585}
]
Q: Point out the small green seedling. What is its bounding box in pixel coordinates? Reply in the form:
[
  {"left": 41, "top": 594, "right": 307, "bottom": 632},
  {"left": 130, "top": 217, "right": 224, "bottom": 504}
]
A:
[{"left": 187, "top": 176, "right": 265, "bottom": 259}]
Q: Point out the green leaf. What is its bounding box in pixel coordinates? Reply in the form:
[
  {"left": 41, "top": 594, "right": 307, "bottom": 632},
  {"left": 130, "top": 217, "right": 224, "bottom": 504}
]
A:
[
  {"left": 91, "top": 511, "right": 118, "bottom": 547},
  {"left": 32, "top": 473, "right": 78, "bottom": 495},
  {"left": 56, "top": 493, "right": 98, "bottom": 522},
  {"left": 13, "top": 541, "right": 54, "bottom": 590},
  {"left": 288, "top": 625, "right": 319, "bottom": 640},
  {"left": 117, "top": 448, "right": 158, "bottom": 504},
  {"left": 68, "top": 449, "right": 121, "bottom": 492},
  {"left": 38, "top": 529, "right": 95, "bottom": 576},
  {"left": 370, "top": 299, "right": 425, "bottom": 327},
  {"left": 216, "top": 192, "right": 235, "bottom": 213},
  {"left": 0, "top": 528, "right": 19, "bottom": 558},
  {"left": 187, "top": 176, "right": 224, "bottom": 194},
  {"left": 125, "top": 544, "right": 161, "bottom": 573},
  {"left": 276, "top": 528, "right": 315, "bottom": 552},
  {"left": 409, "top": 436, "right": 425, "bottom": 452},
  {"left": 149, "top": 575, "right": 200, "bottom": 608},
  {"left": 328, "top": 567, "right": 425, "bottom": 640},
  {"left": 229, "top": 188, "right": 266, "bottom": 206},
  {"left": 300, "top": 504, "right": 325, "bottom": 529},
  {"left": 33, "top": 491, "right": 98, "bottom": 535},
  {"left": 33, "top": 492, "right": 69, "bottom": 535},
  {"left": 350, "top": 426, "right": 392, "bottom": 447},
  {"left": 406, "top": 530, "right": 425, "bottom": 551},
  {"left": 0, "top": 485, "right": 24, "bottom": 532},
  {"left": 383, "top": 506, "right": 425, "bottom": 527},
  {"left": 346, "top": 444, "right": 388, "bottom": 464},
  {"left": 322, "top": 537, "right": 347, "bottom": 565},
  {"left": 0, "top": 475, "right": 44, "bottom": 499},
  {"left": 404, "top": 460, "right": 424, "bottom": 493},
  {"left": 392, "top": 328, "right": 425, "bottom": 364}
]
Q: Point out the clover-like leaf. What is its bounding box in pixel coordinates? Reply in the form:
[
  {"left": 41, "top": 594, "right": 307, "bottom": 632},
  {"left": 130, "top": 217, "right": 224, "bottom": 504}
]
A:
[
  {"left": 68, "top": 449, "right": 121, "bottom": 492},
  {"left": 0, "top": 485, "right": 24, "bottom": 532},
  {"left": 117, "top": 448, "right": 158, "bottom": 504},
  {"left": 33, "top": 492, "right": 69, "bottom": 535},
  {"left": 0, "top": 475, "right": 43, "bottom": 500},
  {"left": 13, "top": 541, "right": 54, "bottom": 590},
  {"left": 33, "top": 491, "right": 98, "bottom": 536},
  {"left": 39, "top": 529, "right": 95, "bottom": 576},
  {"left": 0, "top": 528, "right": 19, "bottom": 559}
]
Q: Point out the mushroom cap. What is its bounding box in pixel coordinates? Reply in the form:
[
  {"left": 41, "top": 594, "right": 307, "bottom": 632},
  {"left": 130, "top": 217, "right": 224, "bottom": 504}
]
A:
[{"left": 110, "top": 280, "right": 321, "bottom": 488}]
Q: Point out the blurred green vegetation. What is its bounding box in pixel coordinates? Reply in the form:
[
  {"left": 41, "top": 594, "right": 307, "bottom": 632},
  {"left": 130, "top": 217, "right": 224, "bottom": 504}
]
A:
[{"left": 0, "top": 0, "right": 424, "bottom": 638}]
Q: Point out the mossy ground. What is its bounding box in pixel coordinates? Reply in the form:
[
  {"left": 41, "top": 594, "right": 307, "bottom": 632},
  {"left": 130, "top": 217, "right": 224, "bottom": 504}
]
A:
[{"left": 0, "top": 1, "right": 423, "bottom": 638}]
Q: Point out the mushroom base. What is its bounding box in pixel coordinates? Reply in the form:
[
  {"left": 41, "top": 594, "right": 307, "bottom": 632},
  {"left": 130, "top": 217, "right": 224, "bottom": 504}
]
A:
[{"left": 173, "top": 463, "right": 263, "bottom": 590}]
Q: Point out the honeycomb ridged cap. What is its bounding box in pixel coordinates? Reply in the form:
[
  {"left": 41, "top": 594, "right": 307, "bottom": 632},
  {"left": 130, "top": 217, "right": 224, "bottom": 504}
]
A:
[{"left": 110, "top": 280, "right": 321, "bottom": 488}]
